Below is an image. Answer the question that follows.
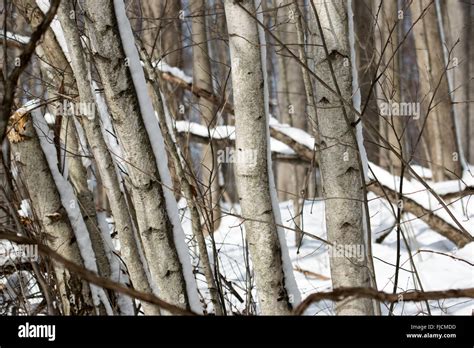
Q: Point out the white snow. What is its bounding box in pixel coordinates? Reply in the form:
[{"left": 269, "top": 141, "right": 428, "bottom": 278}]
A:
[
  {"left": 175, "top": 120, "right": 296, "bottom": 156},
  {"left": 113, "top": 0, "right": 201, "bottom": 313},
  {"left": 2, "top": 31, "right": 30, "bottom": 44},
  {"left": 31, "top": 109, "right": 113, "bottom": 315},
  {"left": 181, "top": 195, "right": 473, "bottom": 315},
  {"left": 369, "top": 163, "right": 474, "bottom": 237},
  {"left": 153, "top": 60, "right": 193, "bottom": 84},
  {"left": 269, "top": 116, "right": 315, "bottom": 150},
  {"left": 17, "top": 199, "right": 32, "bottom": 218}
]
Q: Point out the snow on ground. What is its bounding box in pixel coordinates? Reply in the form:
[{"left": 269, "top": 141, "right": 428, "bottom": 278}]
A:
[{"left": 178, "top": 186, "right": 474, "bottom": 315}]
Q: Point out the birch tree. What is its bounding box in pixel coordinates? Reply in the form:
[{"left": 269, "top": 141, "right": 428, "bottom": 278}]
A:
[
  {"left": 309, "top": 0, "right": 375, "bottom": 315},
  {"left": 224, "top": 0, "right": 296, "bottom": 315},
  {"left": 83, "top": 0, "right": 192, "bottom": 311},
  {"left": 56, "top": 0, "right": 161, "bottom": 315},
  {"left": 8, "top": 110, "right": 95, "bottom": 315}
]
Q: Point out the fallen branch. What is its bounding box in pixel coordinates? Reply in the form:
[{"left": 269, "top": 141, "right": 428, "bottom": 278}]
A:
[
  {"left": 368, "top": 181, "right": 473, "bottom": 247},
  {"left": 0, "top": 231, "right": 197, "bottom": 316},
  {"left": 294, "top": 286, "right": 474, "bottom": 315}
]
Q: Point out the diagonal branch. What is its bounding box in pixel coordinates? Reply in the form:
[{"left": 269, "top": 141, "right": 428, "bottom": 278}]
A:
[
  {"left": 294, "top": 286, "right": 474, "bottom": 315},
  {"left": 0, "top": 231, "right": 197, "bottom": 316}
]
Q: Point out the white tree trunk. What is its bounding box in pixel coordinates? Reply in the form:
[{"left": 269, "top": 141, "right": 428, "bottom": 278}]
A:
[
  {"left": 8, "top": 112, "right": 94, "bottom": 315},
  {"left": 309, "top": 0, "right": 375, "bottom": 315},
  {"left": 57, "top": 1, "right": 161, "bottom": 315},
  {"left": 84, "top": 0, "right": 191, "bottom": 311},
  {"left": 59, "top": 120, "right": 111, "bottom": 282},
  {"left": 224, "top": 0, "right": 294, "bottom": 315}
]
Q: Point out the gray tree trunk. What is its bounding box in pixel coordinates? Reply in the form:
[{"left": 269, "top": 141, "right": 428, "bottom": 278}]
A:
[
  {"left": 308, "top": 0, "right": 375, "bottom": 315},
  {"left": 440, "top": 0, "right": 471, "bottom": 163},
  {"left": 275, "top": 0, "right": 307, "bottom": 245},
  {"left": 57, "top": 0, "right": 161, "bottom": 315},
  {"left": 353, "top": 0, "right": 380, "bottom": 164},
  {"left": 8, "top": 112, "right": 94, "bottom": 315},
  {"left": 84, "top": 0, "right": 190, "bottom": 311},
  {"left": 376, "top": 0, "right": 407, "bottom": 175},
  {"left": 224, "top": 0, "right": 293, "bottom": 315}
]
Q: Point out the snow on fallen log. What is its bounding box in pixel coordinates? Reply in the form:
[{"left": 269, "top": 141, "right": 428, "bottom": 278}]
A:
[
  {"left": 175, "top": 116, "right": 472, "bottom": 247},
  {"left": 368, "top": 164, "right": 473, "bottom": 247},
  {"left": 157, "top": 61, "right": 473, "bottom": 247},
  {"left": 0, "top": 31, "right": 30, "bottom": 45},
  {"left": 428, "top": 168, "right": 474, "bottom": 200},
  {"left": 153, "top": 60, "right": 193, "bottom": 85},
  {"left": 175, "top": 120, "right": 296, "bottom": 156}
]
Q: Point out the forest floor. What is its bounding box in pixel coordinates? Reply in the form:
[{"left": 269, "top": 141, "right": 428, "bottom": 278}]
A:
[{"left": 181, "top": 168, "right": 474, "bottom": 315}]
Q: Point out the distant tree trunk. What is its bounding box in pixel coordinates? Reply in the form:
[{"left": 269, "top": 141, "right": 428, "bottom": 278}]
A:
[
  {"left": 141, "top": 0, "right": 182, "bottom": 201},
  {"left": 275, "top": 0, "right": 306, "bottom": 245},
  {"left": 293, "top": 2, "right": 320, "bottom": 201},
  {"left": 84, "top": 0, "right": 190, "bottom": 311},
  {"left": 209, "top": 0, "right": 238, "bottom": 204},
  {"left": 440, "top": 0, "right": 470, "bottom": 163},
  {"left": 56, "top": 0, "right": 161, "bottom": 315},
  {"left": 308, "top": 0, "right": 375, "bottom": 315},
  {"left": 376, "top": 0, "right": 407, "bottom": 175},
  {"left": 141, "top": 0, "right": 182, "bottom": 66},
  {"left": 190, "top": 0, "right": 222, "bottom": 233},
  {"left": 410, "top": 0, "right": 462, "bottom": 181},
  {"left": 8, "top": 111, "right": 94, "bottom": 315},
  {"left": 353, "top": 0, "right": 380, "bottom": 164},
  {"left": 224, "top": 0, "right": 293, "bottom": 315}
]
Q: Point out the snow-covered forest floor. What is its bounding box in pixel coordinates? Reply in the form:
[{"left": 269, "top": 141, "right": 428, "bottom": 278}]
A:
[
  {"left": 2, "top": 165, "right": 473, "bottom": 315},
  {"left": 175, "top": 170, "right": 474, "bottom": 316}
]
